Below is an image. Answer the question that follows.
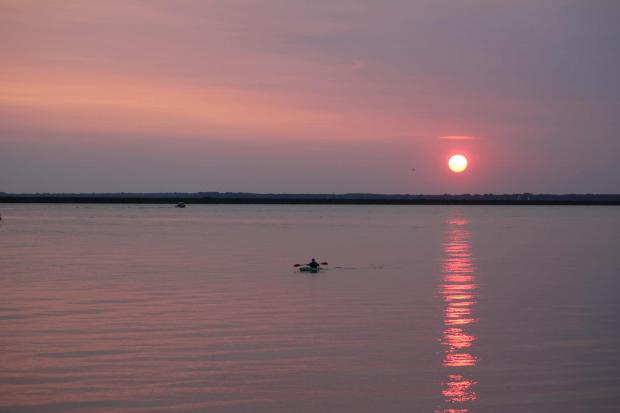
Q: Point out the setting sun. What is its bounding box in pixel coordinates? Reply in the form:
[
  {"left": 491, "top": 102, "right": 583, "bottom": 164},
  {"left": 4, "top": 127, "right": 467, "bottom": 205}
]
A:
[{"left": 448, "top": 154, "right": 468, "bottom": 173}]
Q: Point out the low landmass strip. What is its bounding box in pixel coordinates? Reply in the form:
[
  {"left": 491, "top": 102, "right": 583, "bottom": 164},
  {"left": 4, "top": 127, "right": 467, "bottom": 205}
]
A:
[{"left": 1, "top": 193, "right": 619, "bottom": 205}]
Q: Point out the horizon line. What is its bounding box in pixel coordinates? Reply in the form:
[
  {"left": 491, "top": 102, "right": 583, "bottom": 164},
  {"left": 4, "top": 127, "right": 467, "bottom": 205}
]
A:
[{"left": 2, "top": 192, "right": 620, "bottom": 196}]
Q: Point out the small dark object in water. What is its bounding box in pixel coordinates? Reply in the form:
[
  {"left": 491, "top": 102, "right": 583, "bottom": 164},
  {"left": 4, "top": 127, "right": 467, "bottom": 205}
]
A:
[
  {"left": 175, "top": 202, "right": 186, "bottom": 208},
  {"left": 294, "top": 259, "right": 329, "bottom": 273}
]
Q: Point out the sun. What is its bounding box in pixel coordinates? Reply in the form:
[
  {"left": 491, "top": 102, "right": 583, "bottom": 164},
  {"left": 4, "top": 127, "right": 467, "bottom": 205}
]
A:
[{"left": 448, "top": 154, "right": 468, "bottom": 173}]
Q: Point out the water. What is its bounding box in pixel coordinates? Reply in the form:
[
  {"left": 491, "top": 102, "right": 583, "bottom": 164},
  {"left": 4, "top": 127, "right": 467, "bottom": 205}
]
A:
[{"left": 1, "top": 204, "right": 619, "bottom": 412}]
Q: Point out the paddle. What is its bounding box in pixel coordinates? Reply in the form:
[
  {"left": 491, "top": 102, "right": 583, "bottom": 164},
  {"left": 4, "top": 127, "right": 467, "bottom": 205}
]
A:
[{"left": 293, "top": 262, "right": 329, "bottom": 267}]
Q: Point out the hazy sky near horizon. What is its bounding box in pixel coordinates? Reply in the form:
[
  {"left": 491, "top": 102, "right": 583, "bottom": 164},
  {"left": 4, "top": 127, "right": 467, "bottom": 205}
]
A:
[{"left": 2, "top": 0, "right": 619, "bottom": 193}]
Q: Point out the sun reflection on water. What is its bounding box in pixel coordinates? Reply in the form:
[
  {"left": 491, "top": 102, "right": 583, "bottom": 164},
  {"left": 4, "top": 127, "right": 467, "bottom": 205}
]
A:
[{"left": 437, "top": 216, "right": 479, "bottom": 412}]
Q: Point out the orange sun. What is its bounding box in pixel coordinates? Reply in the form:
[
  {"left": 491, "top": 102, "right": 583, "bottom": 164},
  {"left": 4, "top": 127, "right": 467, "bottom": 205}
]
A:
[{"left": 448, "top": 154, "right": 468, "bottom": 173}]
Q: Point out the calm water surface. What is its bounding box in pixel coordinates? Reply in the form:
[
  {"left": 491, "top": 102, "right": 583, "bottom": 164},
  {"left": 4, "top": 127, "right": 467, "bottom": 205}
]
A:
[{"left": 1, "top": 204, "right": 619, "bottom": 412}]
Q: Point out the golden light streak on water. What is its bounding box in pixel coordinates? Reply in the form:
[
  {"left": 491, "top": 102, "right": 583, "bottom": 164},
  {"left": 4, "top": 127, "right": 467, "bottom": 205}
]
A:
[{"left": 437, "top": 215, "right": 478, "bottom": 412}]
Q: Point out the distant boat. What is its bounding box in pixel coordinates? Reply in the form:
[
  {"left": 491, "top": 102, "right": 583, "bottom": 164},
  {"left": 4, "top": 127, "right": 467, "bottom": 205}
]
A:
[{"left": 175, "top": 202, "right": 186, "bottom": 208}]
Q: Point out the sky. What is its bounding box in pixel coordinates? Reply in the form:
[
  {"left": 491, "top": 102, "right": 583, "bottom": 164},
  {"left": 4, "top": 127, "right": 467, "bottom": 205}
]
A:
[{"left": 1, "top": 0, "right": 619, "bottom": 194}]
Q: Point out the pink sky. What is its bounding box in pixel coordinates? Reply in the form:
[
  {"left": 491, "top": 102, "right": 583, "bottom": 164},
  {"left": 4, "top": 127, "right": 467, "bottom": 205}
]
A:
[{"left": 1, "top": 1, "right": 619, "bottom": 193}]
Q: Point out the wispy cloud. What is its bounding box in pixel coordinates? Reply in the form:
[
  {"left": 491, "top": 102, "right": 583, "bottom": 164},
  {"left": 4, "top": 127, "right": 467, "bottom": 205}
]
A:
[{"left": 439, "top": 136, "right": 478, "bottom": 141}]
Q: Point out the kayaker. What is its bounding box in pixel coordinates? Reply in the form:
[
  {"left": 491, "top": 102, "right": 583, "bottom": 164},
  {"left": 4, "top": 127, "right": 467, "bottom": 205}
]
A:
[{"left": 307, "top": 258, "right": 320, "bottom": 269}]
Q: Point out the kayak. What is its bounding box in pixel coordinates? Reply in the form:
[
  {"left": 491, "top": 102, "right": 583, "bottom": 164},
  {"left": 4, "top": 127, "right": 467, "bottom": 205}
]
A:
[{"left": 299, "top": 265, "right": 320, "bottom": 273}]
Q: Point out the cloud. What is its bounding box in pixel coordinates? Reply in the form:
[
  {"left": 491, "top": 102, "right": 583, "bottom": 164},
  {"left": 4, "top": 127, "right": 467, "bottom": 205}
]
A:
[{"left": 439, "top": 136, "right": 478, "bottom": 141}]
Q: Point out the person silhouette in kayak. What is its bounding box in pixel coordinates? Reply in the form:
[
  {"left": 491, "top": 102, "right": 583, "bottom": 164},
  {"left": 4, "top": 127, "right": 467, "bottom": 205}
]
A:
[{"left": 308, "top": 258, "right": 320, "bottom": 269}]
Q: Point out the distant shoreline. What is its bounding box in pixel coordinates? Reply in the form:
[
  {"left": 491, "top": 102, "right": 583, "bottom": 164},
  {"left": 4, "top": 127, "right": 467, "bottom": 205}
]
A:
[{"left": 1, "top": 195, "right": 619, "bottom": 206}]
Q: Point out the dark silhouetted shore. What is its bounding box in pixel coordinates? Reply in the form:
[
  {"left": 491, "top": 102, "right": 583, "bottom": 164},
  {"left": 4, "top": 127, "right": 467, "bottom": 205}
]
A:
[{"left": 1, "top": 193, "right": 619, "bottom": 205}]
